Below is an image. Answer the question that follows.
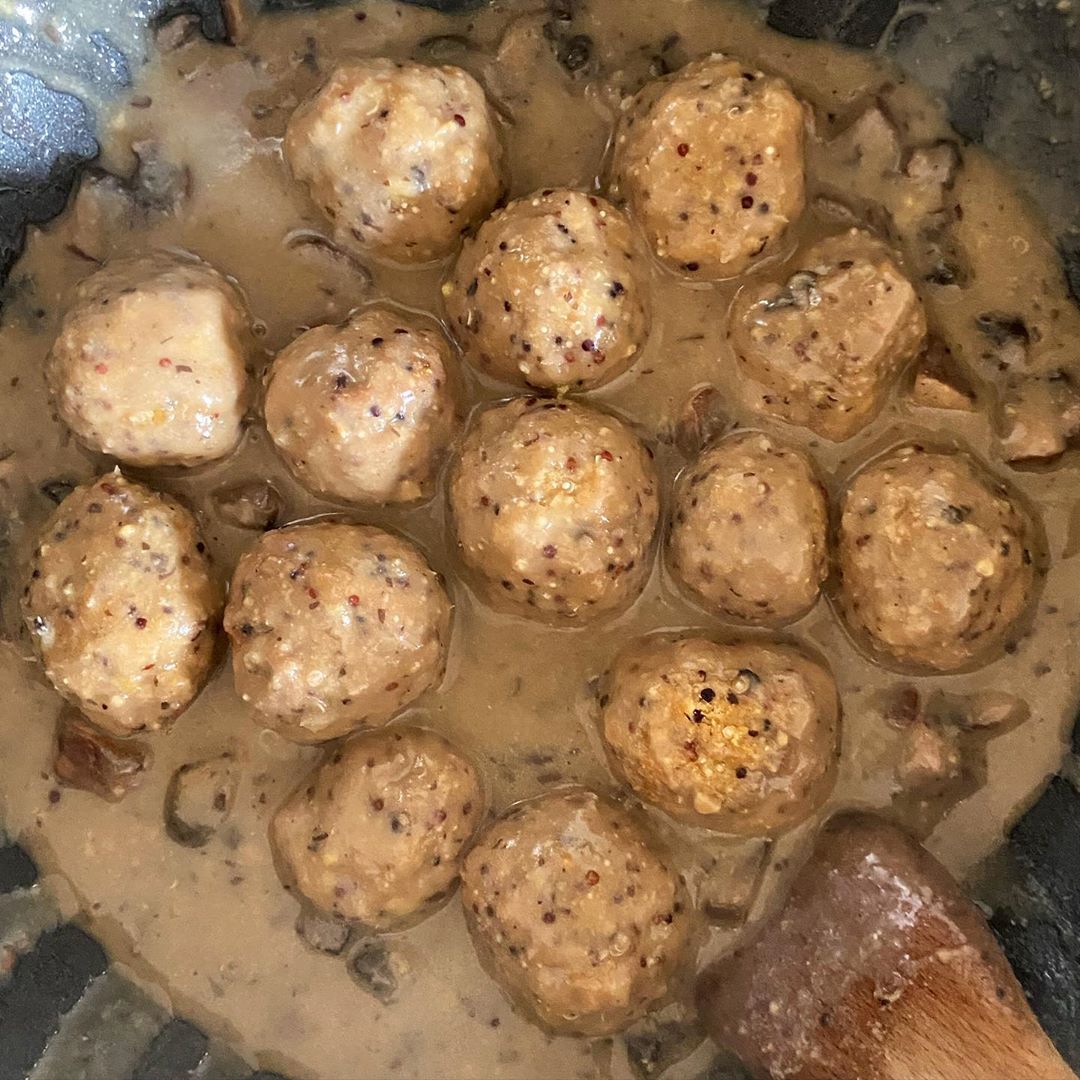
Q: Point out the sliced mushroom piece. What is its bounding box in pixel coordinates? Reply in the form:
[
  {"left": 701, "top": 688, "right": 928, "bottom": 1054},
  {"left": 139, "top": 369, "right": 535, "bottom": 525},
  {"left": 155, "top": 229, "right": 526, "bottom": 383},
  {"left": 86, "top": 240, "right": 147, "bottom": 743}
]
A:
[
  {"left": 54, "top": 711, "right": 151, "bottom": 802},
  {"left": 698, "top": 840, "right": 771, "bottom": 924},
  {"left": 285, "top": 230, "right": 374, "bottom": 288},
  {"left": 976, "top": 312, "right": 1030, "bottom": 372},
  {"left": 830, "top": 104, "right": 902, "bottom": 175},
  {"left": 673, "top": 385, "right": 731, "bottom": 458},
  {"left": 962, "top": 691, "right": 1030, "bottom": 731},
  {"left": 211, "top": 479, "right": 283, "bottom": 531},
  {"left": 348, "top": 940, "right": 399, "bottom": 1004},
  {"left": 895, "top": 720, "right": 962, "bottom": 792},
  {"left": 624, "top": 1016, "right": 705, "bottom": 1080},
  {"left": 164, "top": 753, "right": 238, "bottom": 848},
  {"left": 909, "top": 338, "right": 976, "bottom": 411},
  {"left": 68, "top": 171, "right": 136, "bottom": 264},
  {"left": 131, "top": 140, "right": 192, "bottom": 215},
  {"left": 996, "top": 373, "right": 1080, "bottom": 463},
  {"left": 296, "top": 906, "right": 352, "bottom": 955}
]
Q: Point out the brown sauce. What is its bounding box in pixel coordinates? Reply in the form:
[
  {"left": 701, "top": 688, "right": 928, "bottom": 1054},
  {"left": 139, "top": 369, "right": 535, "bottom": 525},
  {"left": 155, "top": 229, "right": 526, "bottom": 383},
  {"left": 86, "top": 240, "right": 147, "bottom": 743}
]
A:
[{"left": 0, "top": 1, "right": 1078, "bottom": 1076}]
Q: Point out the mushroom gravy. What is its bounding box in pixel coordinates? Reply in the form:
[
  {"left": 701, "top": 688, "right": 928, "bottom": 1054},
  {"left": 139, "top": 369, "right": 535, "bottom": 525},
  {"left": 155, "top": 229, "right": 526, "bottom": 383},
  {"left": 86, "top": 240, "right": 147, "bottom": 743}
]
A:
[{"left": 1, "top": 1, "right": 1079, "bottom": 1077}]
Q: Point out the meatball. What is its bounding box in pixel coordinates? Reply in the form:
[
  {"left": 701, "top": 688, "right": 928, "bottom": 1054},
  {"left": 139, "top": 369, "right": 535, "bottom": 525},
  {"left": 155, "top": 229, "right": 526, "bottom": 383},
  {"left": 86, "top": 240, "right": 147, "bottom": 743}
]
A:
[
  {"left": 837, "top": 445, "right": 1037, "bottom": 672},
  {"left": 265, "top": 307, "right": 457, "bottom": 506},
  {"left": 47, "top": 253, "right": 253, "bottom": 467},
  {"left": 445, "top": 189, "right": 650, "bottom": 390},
  {"left": 22, "top": 473, "right": 221, "bottom": 737},
  {"left": 668, "top": 431, "right": 828, "bottom": 624},
  {"left": 600, "top": 637, "right": 839, "bottom": 834},
  {"left": 449, "top": 398, "right": 659, "bottom": 621},
  {"left": 223, "top": 522, "right": 451, "bottom": 742},
  {"left": 729, "top": 231, "right": 927, "bottom": 441},
  {"left": 271, "top": 727, "right": 485, "bottom": 928},
  {"left": 461, "top": 789, "right": 691, "bottom": 1035},
  {"left": 610, "top": 55, "right": 806, "bottom": 279},
  {"left": 285, "top": 60, "right": 505, "bottom": 265}
]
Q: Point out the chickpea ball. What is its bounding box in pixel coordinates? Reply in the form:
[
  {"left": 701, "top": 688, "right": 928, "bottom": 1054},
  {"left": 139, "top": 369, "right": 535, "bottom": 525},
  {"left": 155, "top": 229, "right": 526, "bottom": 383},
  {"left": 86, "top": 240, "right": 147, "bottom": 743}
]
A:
[
  {"left": 286, "top": 59, "right": 506, "bottom": 264},
  {"left": 446, "top": 188, "right": 650, "bottom": 389}
]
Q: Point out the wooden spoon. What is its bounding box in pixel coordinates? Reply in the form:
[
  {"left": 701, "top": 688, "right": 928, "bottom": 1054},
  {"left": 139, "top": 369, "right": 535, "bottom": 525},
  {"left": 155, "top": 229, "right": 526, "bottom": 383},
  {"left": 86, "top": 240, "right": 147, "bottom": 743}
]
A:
[{"left": 696, "top": 813, "right": 1075, "bottom": 1080}]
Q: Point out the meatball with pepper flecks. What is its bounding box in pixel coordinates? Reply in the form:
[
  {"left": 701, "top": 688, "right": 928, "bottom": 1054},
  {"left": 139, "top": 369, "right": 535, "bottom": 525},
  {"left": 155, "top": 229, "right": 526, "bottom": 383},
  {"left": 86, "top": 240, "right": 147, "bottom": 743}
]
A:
[
  {"left": 286, "top": 59, "right": 506, "bottom": 264},
  {"left": 265, "top": 307, "right": 457, "bottom": 506},
  {"left": 837, "top": 445, "right": 1038, "bottom": 672},
  {"left": 22, "top": 473, "right": 222, "bottom": 736},
  {"left": 729, "top": 231, "right": 927, "bottom": 441},
  {"left": 668, "top": 431, "right": 828, "bottom": 624},
  {"left": 272, "top": 727, "right": 485, "bottom": 928},
  {"left": 461, "top": 789, "right": 692, "bottom": 1035},
  {"left": 449, "top": 397, "right": 659, "bottom": 622},
  {"left": 600, "top": 636, "right": 839, "bottom": 834},
  {"left": 610, "top": 55, "right": 806, "bottom": 279},
  {"left": 47, "top": 253, "right": 254, "bottom": 467},
  {"left": 445, "top": 189, "right": 650, "bottom": 390},
  {"left": 224, "top": 522, "right": 451, "bottom": 743}
]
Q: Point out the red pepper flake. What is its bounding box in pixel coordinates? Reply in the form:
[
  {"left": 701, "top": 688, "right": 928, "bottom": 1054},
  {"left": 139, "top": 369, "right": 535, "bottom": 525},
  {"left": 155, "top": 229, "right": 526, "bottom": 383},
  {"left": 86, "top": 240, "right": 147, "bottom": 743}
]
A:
[
  {"left": 745, "top": 172, "right": 758, "bottom": 186},
  {"left": 94, "top": 363, "right": 109, "bottom": 375},
  {"left": 159, "top": 357, "right": 172, "bottom": 367},
  {"left": 385, "top": 681, "right": 399, "bottom": 691},
  {"left": 595, "top": 315, "right": 607, "bottom": 328},
  {"left": 565, "top": 457, "right": 577, "bottom": 471},
  {"left": 453, "top": 113, "right": 466, "bottom": 126},
  {"left": 307, "top": 587, "right": 319, "bottom": 599},
  {"left": 371, "top": 797, "right": 384, "bottom": 811},
  {"left": 599, "top": 449, "right": 614, "bottom": 462},
  {"left": 677, "top": 143, "right": 690, "bottom": 157},
  {"left": 377, "top": 608, "right": 386, "bottom": 624},
  {"left": 542, "top": 911, "right": 556, "bottom": 924},
  {"left": 585, "top": 870, "right": 600, "bottom": 886},
  {"left": 348, "top": 594, "right": 360, "bottom": 606},
  {"left": 581, "top": 340, "right": 595, "bottom": 352},
  {"left": 741, "top": 195, "right": 755, "bottom": 209},
  {"left": 542, "top": 544, "right": 558, "bottom": 558},
  {"left": 134, "top": 616, "right": 148, "bottom": 629}
]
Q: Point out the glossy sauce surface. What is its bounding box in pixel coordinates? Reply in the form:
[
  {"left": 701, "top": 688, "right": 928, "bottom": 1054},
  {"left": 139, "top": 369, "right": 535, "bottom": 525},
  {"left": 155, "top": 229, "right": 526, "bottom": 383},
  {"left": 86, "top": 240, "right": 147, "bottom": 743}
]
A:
[{"left": 1, "top": 2, "right": 1079, "bottom": 1077}]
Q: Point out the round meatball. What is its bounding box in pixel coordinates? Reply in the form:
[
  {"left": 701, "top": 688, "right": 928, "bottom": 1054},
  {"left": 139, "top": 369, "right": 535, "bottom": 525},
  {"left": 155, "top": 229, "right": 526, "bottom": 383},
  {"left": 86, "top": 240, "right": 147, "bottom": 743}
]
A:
[
  {"left": 601, "top": 637, "right": 839, "bottom": 834},
  {"left": 461, "top": 789, "right": 691, "bottom": 1035},
  {"left": 47, "top": 253, "right": 253, "bottom": 467},
  {"left": 285, "top": 60, "right": 505, "bottom": 265},
  {"left": 668, "top": 431, "right": 828, "bottom": 624},
  {"left": 449, "top": 398, "right": 659, "bottom": 621},
  {"left": 837, "top": 445, "right": 1037, "bottom": 672},
  {"left": 22, "top": 473, "right": 221, "bottom": 736},
  {"left": 265, "top": 307, "right": 457, "bottom": 505},
  {"left": 610, "top": 55, "right": 806, "bottom": 279},
  {"left": 271, "top": 726, "right": 485, "bottom": 928},
  {"left": 445, "top": 189, "right": 650, "bottom": 390},
  {"left": 223, "top": 522, "right": 451, "bottom": 742},
  {"left": 730, "top": 231, "right": 927, "bottom": 441}
]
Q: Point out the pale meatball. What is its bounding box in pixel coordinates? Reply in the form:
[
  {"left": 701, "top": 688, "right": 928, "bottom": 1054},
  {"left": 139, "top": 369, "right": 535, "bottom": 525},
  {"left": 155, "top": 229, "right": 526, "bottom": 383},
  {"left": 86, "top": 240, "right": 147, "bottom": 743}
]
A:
[
  {"left": 22, "top": 473, "right": 221, "bottom": 737},
  {"left": 610, "top": 55, "right": 806, "bottom": 279},
  {"left": 271, "top": 727, "right": 485, "bottom": 928},
  {"left": 668, "top": 431, "right": 828, "bottom": 624},
  {"left": 265, "top": 307, "right": 457, "bottom": 505},
  {"left": 47, "top": 252, "right": 253, "bottom": 467},
  {"left": 224, "top": 522, "right": 451, "bottom": 742},
  {"left": 461, "top": 789, "right": 691, "bottom": 1035},
  {"left": 446, "top": 189, "right": 650, "bottom": 389},
  {"left": 449, "top": 398, "right": 659, "bottom": 621},
  {"left": 837, "top": 446, "right": 1037, "bottom": 672},
  {"left": 285, "top": 59, "right": 505, "bottom": 264},
  {"left": 600, "top": 637, "right": 839, "bottom": 835},
  {"left": 730, "top": 231, "right": 927, "bottom": 441}
]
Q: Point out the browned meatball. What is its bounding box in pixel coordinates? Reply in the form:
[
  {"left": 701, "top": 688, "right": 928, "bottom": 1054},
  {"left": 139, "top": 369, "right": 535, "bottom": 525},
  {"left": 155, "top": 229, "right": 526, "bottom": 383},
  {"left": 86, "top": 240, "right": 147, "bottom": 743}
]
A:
[
  {"left": 265, "top": 307, "right": 457, "bottom": 506},
  {"left": 47, "top": 253, "right": 254, "bottom": 467},
  {"left": 600, "top": 637, "right": 839, "bottom": 834},
  {"left": 271, "top": 727, "right": 485, "bottom": 928},
  {"left": 449, "top": 398, "right": 659, "bottom": 622},
  {"left": 460, "top": 789, "right": 692, "bottom": 1035},
  {"left": 286, "top": 60, "right": 505, "bottom": 265},
  {"left": 445, "top": 189, "right": 650, "bottom": 389},
  {"left": 22, "top": 474, "right": 221, "bottom": 736},
  {"left": 837, "top": 446, "right": 1038, "bottom": 672},
  {"left": 729, "top": 231, "right": 927, "bottom": 441},
  {"left": 610, "top": 55, "right": 806, "bottom": 279},
  {"left": 223, "top": 522, "right": 451, "bottom": 742},
  {"left": 668, "top": 431, "right": 828, "bottom": 624}
]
